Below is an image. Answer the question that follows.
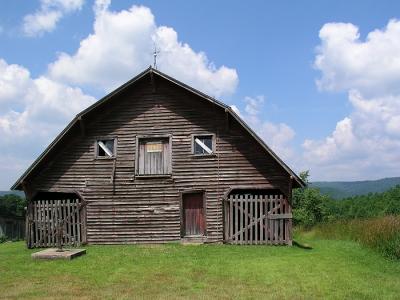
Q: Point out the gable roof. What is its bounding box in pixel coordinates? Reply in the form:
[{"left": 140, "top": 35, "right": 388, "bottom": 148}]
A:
[{"left": 11, "top": 66, "right": 305, "bottom": 190}]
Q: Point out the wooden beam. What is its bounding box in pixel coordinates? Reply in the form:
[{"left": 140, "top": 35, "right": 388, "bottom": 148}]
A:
[
  {"left": 150, "top": 70, "right": 156, "bottom": 93},
  {"left": 78, "top": 116, "right": 85, "bottom": 136}
]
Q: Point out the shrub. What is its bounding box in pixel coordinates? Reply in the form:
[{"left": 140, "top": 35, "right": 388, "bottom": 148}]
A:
[
  {"left": 311, "top": 216, "right": 400, "bottom": 259},
  {"left": 0, "top": 235, "right": 8, "bottom": 243}
]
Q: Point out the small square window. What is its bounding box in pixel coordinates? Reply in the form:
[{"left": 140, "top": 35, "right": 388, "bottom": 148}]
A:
[
  {"left": 193, "top": 135, "right": 213, "bottom": 155},
  {"left": 96, "top": 139, "right": 115, "bottom": 158}
]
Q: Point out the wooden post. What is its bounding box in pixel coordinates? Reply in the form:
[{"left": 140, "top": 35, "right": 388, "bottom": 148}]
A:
[{"left": 288, "top": 176, "right": 293, "bottom": 246}]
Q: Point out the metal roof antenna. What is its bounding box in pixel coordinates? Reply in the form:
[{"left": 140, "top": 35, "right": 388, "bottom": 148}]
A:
[{"left": 153, "top": 43, "right": 160, "bottom": 70}]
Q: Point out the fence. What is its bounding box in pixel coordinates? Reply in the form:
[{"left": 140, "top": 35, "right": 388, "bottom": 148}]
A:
[
  {"left": 0, "top": 216, "right": 25, "bottom": 240},
  {"left": 224, "top": 193, "right": 292, "bottom": 245},
  {"left": 26, "top": 197, "right": 86, "bottom": 248}
]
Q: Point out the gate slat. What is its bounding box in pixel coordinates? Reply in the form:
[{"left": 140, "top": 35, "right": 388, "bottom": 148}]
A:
[
  {"left": 44, "top": 200, "right": 48, "bottom": 247},
  {"left": 77, "top": 198, "right": 81, "bottom": 245},
  {"left": 264, "top": 195, "right": 268, "bottom": 244},
  {"left": 279, "top": 195, "right": 285, "bottom": 244},
  {"left": 244, "top": 195, "right": 248, "bottom": 244},
  {"left": 260, "top": 195, "right": 264, "bottom": 244},
  {"left": 249, "top": 196, "right": 253, "bottom": 244},
  {"left": 239, "top": 195, "right": 243, "bottom": 245},
  {"left": 72, "top": 199, "right": 76, "bottom": 246},
  {"left": 66, "top": 199, "right": 70, "bottom": 246},
  {"left": 229, "top": 196, "right": 233, "bottom": 243},
  {"left": 39, "top": 201, "right": 43, "bottom": 247},
  {"left": 234, "top": 195, "right": 238, "bottom": 245},
  {"left": 274, "top": 195, "right": 278, "bottom": 245}
]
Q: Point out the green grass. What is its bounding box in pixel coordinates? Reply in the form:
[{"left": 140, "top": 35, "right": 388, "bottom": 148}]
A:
[
  {"left": 309, "top": 216, "right": 400, "bottom": 259},
  {"left": 1, "top": 236, "right": 400, "bottom": 299}
]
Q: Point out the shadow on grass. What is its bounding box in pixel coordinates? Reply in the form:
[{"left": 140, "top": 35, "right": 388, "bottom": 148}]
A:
[{"left": 293, "top": 240, "right": 313, "bottom": 250}]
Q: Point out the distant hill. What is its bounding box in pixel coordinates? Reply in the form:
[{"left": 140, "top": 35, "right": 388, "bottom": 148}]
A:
[
  {"left": 311, "top": 177, "right": 400, "bottom": 199},
  {"left": 0, "top": 190, "right": 25, "bottom": 198}
]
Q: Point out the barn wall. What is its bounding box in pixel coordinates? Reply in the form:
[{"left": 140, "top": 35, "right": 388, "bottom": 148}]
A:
[{"left": 28, "top": 74, "right": 291, "bottom": 244}]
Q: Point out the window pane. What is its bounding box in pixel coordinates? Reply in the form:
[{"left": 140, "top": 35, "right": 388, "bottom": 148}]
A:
[
  {"left": 97, "top": 139, "right": 114, "bottom": 157},
  {"left": 194, "top": 136, "right": 213, "bottom": 155}
]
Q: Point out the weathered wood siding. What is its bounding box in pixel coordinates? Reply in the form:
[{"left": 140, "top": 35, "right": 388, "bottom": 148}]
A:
[{"left": 27, "top": 74, "right": 291, "bottom": 244}]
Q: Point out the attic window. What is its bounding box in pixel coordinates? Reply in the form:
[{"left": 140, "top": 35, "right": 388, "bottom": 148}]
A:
[
  {"left": 193, "top": 135, "right": 214, "bottom": 155},
  {"left": 137, "top": 137, "right": 171, "bottom": 175},
  {"left": 96, "top": 138, "right": 116, "bottom": 158}
]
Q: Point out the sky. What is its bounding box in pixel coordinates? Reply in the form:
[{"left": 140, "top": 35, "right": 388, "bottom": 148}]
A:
[{"left": 1, "top": 0, "right": 400, "bottom": 189}]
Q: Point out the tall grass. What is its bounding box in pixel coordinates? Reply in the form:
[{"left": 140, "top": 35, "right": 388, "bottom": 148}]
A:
[{"left": 310, "top": 216, "right": 400, "bottom": 259}]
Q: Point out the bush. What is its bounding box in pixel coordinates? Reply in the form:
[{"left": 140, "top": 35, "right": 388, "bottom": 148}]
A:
[
  {"left": 311, "top": 216, "right": 400, "bottom": 259},
  {"left": 0, "top": 235, "right": 8, "bottom": 243},
  {"left": 292, "top": 171, "right": 330, "bottom": 228}
]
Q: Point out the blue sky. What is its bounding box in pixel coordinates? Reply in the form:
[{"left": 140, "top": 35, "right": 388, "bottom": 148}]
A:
[{"left": 1, "top": 0, "right": 400, "bottom": 189}]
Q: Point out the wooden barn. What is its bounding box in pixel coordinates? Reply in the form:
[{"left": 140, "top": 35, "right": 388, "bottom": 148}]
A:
[{"left": 12, "top": 67, "right": 304, "bottom": 248}]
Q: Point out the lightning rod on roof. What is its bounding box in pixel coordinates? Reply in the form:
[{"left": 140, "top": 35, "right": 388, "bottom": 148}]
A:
[{"left": 153, "top": 44, "right": 160, "bottom": 70}]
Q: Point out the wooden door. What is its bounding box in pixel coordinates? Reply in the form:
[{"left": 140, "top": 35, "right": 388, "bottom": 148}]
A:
[{"left": 183, "top": 193, "right": 205, "bottom": 236}]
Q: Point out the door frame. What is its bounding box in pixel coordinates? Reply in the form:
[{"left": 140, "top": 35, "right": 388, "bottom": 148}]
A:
[{"left": 180, "top": 189, "right": 207, "bottom": 237}]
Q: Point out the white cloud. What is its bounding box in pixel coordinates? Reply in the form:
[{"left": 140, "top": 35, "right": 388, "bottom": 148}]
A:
[
  {"left": 2, "top": 1, "right": 239, "bottom": 189},
  {"left": 306, "top": 19, "right": 400, "bottom": 180},
  {"left": 315, "top": 19, "right": 400, "bottom": 97},
  {"left": 48, "top": 2, "right": 238, "bottom": 97},
  {"left": 22, "top": 0, "right": 84, "bottom": 37},
  {"left": 0, "top": 59, "right": 95, "bottom": 188},
  {"left": 232, "top": 96, "right": 295, "bottom": 161}
]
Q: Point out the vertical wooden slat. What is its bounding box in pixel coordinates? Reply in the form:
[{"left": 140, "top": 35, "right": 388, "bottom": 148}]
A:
[
  {"left": 254, "top": 195, "right": 258, "bottom": 245},
  {"left": 279, "top": 195, "right": 283, "bottom": 244},
  {"left": 76, "top": 199, "right": 81, "bottom": 245},
  {"left": 249, "top": 195, "right": 253, "bottom": 245},
  {"left": 274, "top": 195, "right": 278, "bottom": 245},
  {"left": 282, "top": 197, "right": 286, "bottom": 243},
  {"left": 244, "top": 195, "right": 248, "bottom": 244},
  {"left": 234, "top": 195, "right": 238, "bottom": 244},
  {"left": 264, "top": 195, "right": 268, "bottom": 245},
  {"left": 44, "top": 200, "right": 48, "bottom": 247},
  {"left": 229, "top": 196, "right": 233, "bottom": 243},
  {"left": 72, "top": 199, "right": 76, "bottom": 246},
  {"left": 239, "top": 195, "right": 243, "bottom": 245},
  {"left": 269, "top": 195, "right": 275, "bottom": 244},
  {"left": 288, "top": 199, "right": 293, "bottom": 246},
  {"left": 37, "top": 201, "right": 42, "bottom": 247},
  {"left": 52, "top": 200, "right": 56, "bottom": 246},
  {"left": 260, "top": 195, "right": 264, "bottom": 243},
  {"left": 58, "top": 199, "right": 62, "bottom": 246},
  {"left": 67, "top": 199, "right": 71, "bottom": 246}
]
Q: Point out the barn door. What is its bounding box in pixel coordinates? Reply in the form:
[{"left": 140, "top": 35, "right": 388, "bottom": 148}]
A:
[
  {"left": 26, "top": 196, "right": 86, "bottom": 248},
  {"left": 182, "top": 193, "right": 205, "bottom": 236}
]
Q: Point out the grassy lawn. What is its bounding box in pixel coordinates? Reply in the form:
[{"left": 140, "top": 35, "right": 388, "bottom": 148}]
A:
[{"left": 1, "top": 235, "right": 400, "bottom": 299}]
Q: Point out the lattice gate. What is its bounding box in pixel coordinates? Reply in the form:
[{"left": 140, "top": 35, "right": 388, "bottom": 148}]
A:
[
  {"left": 224, "top": 193, "right": 292, "bottom": 245},
  {"left": 26, "top": 197, "right": 86, "bottom": 248}
]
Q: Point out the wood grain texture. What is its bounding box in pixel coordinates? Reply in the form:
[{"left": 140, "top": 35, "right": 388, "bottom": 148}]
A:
[{"left": 24, "top": 74, "right": 293, "bottom": 245}]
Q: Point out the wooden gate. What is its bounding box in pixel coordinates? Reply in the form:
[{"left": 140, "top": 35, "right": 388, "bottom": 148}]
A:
[
  {"left": 224, "top": 194, "right": 292, "bottom": 245},
  {"left": 26, "top": 197, "right": 86, "bottom": 248}
]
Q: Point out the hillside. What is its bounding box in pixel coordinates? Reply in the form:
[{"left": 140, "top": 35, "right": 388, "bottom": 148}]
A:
[
  {"left": 0, "top": 190, "right": 25, "bottom": 198},
  {"left": 311, "top": 177, "right": 400, "bottom": 199}
]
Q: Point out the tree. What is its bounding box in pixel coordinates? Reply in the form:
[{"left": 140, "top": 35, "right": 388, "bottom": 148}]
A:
[
  {"left": 292, "top": 171, "right": 330, "bottom": 228},
  {"left": 0, "top": 194, "right": 27, "bottom": 218}
]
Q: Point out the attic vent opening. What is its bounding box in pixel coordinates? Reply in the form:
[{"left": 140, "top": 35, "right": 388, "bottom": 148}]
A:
[
  {"left": 193, "top": 135, "right": 214, "bottom": 155},
  {"left": 96, "top": 138, "right": 116, "bottom": 158}
]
